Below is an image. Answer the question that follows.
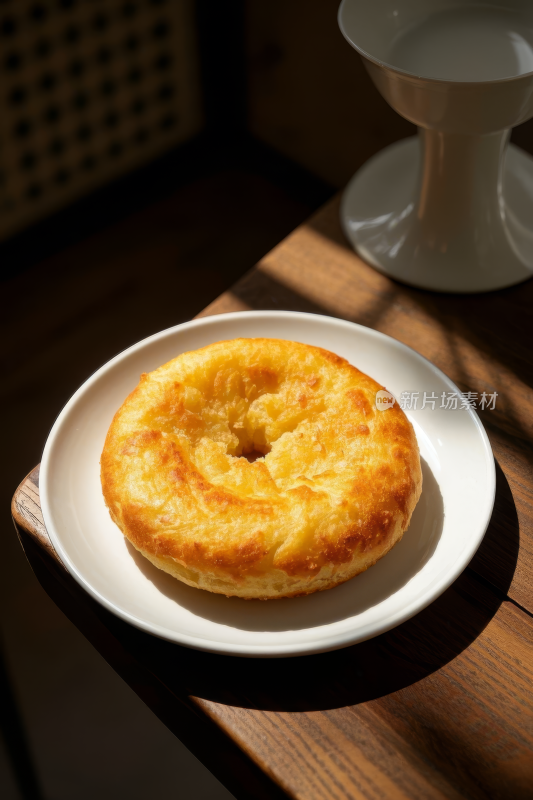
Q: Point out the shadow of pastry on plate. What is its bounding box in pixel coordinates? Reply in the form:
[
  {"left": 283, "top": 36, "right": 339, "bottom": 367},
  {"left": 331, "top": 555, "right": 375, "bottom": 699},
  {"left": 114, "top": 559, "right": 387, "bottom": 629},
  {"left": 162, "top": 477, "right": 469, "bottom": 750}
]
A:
[{"left": 101, "top": 338, "right": 422, "bottom": 599}]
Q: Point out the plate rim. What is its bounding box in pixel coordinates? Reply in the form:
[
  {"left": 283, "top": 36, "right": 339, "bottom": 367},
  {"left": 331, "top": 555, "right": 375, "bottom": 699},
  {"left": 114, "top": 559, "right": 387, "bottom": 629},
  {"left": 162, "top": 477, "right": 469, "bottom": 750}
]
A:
[{"left": 40, "top": 310, "right": 496, "bottom": 657}]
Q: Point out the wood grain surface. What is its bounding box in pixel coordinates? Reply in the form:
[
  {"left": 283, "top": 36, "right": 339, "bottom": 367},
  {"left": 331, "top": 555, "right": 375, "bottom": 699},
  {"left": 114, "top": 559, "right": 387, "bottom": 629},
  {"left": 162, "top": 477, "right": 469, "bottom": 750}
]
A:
[
  {"left": 11, "top": 194, "right": 533, "bottom": 800},
  {"left": 11, "top": 466, "right": 533, "bottom": 800}
]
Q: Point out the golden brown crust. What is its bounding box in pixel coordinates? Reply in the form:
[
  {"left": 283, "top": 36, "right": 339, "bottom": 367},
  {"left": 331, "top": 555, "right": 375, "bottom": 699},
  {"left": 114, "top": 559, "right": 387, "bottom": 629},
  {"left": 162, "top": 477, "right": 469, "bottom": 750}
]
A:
[{"left": 101, "top": 338, "right": 422, "bottom": 598}]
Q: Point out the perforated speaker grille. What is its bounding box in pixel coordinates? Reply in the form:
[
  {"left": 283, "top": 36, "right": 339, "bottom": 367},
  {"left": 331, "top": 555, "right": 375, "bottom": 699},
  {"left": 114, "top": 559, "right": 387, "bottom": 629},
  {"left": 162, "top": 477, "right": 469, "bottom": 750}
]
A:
[{"left": 0, "top": 0, "right": 202, "bottom": 240}]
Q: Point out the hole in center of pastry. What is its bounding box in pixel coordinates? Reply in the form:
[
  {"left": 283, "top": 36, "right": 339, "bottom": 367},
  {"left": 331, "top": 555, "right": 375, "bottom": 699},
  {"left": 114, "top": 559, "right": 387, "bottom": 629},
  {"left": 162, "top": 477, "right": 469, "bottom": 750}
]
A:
[
  {"left": 152, "top": 358, "right": 326, "bottom": 465},
  {"left": 240, "top": 445, "right": 272, "bottom": 463}
]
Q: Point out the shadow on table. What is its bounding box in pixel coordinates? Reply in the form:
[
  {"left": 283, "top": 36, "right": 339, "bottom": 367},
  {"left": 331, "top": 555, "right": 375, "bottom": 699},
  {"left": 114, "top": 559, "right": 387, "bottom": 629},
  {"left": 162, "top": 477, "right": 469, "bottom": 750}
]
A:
[
  {"left": 119, "top": 459, "right": 517, "bottom": 713},
  {"left": 14, "top": 449, "right": 519, "bottom": 800}
]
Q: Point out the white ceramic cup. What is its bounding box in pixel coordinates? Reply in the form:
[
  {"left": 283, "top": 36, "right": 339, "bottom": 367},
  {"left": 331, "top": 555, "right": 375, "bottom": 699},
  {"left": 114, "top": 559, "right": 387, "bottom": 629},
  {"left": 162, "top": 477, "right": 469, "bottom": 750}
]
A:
[{"left": 338, "top": 0, "right": 533, "bottom": 292}]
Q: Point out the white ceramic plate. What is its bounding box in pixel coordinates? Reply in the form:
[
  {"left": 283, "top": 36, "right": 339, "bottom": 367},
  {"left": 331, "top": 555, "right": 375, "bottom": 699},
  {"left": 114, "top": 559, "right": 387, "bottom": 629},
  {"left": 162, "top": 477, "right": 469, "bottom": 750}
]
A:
[{"left": 40, "top": 311, "right": 495, "bottom": 657}]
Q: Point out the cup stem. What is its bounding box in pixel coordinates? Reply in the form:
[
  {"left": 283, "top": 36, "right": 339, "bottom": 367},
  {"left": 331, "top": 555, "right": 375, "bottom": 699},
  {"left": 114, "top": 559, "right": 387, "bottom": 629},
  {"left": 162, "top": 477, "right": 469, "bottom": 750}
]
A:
[{"left": 416, "top": 127, "right": 508, "bottom": 254}]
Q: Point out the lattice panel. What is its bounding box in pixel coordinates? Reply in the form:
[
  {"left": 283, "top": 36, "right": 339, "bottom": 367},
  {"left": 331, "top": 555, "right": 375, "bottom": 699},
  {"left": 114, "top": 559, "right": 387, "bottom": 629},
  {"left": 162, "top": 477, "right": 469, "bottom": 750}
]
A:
[{"left": 0, "top": 0, "right": 202, "bottom": 240}]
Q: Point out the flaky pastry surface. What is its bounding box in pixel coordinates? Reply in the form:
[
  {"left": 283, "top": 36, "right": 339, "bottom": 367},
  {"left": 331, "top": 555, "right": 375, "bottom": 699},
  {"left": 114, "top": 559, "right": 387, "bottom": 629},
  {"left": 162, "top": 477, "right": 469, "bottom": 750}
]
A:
[{"left": 101, "top": 338, "right": 422, "bottom": 598}]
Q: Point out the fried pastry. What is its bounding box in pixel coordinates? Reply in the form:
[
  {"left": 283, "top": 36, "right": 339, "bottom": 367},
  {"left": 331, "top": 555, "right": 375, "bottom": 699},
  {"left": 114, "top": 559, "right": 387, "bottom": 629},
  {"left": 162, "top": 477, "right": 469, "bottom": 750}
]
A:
[{"left": 101, "top": 338, "right": 422, "bottom": 598}]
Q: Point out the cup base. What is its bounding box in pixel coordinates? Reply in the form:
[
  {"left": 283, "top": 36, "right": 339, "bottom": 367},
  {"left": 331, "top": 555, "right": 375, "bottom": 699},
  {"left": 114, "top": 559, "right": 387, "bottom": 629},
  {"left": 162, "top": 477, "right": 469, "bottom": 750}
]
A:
[{"left": 341, "top": 136, "right": 533, "bottom": 293}]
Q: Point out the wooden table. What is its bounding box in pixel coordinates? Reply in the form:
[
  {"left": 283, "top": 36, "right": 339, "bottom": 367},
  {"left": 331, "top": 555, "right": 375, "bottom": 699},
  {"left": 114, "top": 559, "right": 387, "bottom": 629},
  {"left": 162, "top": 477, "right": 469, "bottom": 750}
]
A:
[{"left": 12, "top": 195, "right": 533, "bottom": 800}]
